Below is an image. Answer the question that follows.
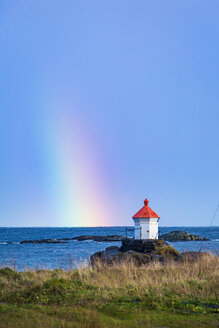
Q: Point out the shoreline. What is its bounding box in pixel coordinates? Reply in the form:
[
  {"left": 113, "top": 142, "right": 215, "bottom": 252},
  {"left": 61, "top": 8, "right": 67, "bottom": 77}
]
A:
[
  {"left": 0, "top": 226, "right": 218, "bottom": 272},
  {"left": 0, "top": 254, "right": 218, "bottom": 328}
]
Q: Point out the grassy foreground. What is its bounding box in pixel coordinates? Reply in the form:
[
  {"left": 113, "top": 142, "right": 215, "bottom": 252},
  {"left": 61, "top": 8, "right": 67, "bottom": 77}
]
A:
[{"left": 0, "top": 254, "right": 218, "bottom": 328}]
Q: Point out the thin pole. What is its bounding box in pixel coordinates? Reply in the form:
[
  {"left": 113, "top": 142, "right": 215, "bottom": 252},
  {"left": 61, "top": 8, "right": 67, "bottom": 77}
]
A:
[
  {"left": 209, "top": 203, "right": 219, "bottom": 228},
  {"left": 199, "top": 202, "right": 219, "bottom": 252}
]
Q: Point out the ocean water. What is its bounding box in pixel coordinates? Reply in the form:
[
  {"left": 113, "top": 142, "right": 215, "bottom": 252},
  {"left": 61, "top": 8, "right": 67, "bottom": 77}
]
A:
[{"left": 0, "top": 227, "right": 218, "bottom": 271}]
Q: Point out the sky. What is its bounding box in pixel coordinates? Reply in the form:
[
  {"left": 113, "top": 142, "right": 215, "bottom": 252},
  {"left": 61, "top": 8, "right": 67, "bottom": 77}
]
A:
[{"left": 0, "top": 0, "right": 218, "bottom": 227}]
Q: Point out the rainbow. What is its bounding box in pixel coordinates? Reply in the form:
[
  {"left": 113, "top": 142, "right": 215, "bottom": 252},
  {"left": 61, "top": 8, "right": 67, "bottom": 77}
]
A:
[{"left": 40, "top": 104, "right": 116, "bottom": 227}]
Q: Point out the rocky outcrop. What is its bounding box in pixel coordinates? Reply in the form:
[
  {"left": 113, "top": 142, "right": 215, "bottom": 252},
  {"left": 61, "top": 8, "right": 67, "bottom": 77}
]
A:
[
  {"left": 120, "top": 239, "right": 179, "bottom": 256},
  {"left": 20, "top": 239, "right": 67, "bottom": 244},
  {"left": 20, "top": 231, "right": 208, "bottom": 245},
  {"left": 72, "top": 235, "right": 126, "bottom": 242},
  {"left": 90, "top": 239, "right": 180, "bottom": 266},
  {"left": 159, "top": 230, "right": 209, "bottom": 242},
  {"left": 73, "top": 231, "right": 209, "bottom": 242},
  {"left": 19, "top": 235, "right": 125, "bottom": 244},
  {"left": 90, "top": 247, "right": 152, "bottom": 266},
  {"left": 90, "top": 240, "right": 212, "bottom": 266},
  {"left": 19, "top": 231, "right": 209, "bottom": 245},
  {"left": 90, "top": 246, "right": 121, "bottom": 265}
]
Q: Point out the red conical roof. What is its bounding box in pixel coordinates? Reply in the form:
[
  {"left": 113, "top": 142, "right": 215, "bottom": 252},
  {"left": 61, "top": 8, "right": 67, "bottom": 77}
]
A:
[{"left": 132, "top": 198, "right": 160, "bottom": 218}]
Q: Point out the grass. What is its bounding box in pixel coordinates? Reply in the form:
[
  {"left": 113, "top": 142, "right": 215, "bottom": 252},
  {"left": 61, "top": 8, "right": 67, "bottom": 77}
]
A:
[{"left": 0, "top": 253, "right": 218, "bottom": 327}]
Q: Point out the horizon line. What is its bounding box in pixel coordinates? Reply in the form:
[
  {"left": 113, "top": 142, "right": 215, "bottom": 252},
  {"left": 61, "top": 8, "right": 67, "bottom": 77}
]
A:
[{"left": 0, "top": 225, "right": 218, "bottom": 228}]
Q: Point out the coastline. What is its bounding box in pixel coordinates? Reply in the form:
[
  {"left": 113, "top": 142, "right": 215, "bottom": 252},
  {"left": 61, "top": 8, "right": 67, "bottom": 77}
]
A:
[
  {"left": 1, "top": 226, "right": 218, "bottom": 271},
  {"left": 0, "top": 253, "right": 218, "bottom": 328}
]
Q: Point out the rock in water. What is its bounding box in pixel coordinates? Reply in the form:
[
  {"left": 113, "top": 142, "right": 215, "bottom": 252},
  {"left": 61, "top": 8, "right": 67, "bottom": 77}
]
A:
[
  {"left": 159, "top": 230, "right": 209, "bottom": 241},
  {"left": 90, "top": 246, "right": 121, "bottom": 265},
  {"left": 90, "top": 239, "right": 180, "bottom": 266},
  {"left": 114, "top": 250, "right": 152, "bottom": 266},
  {"left": 20, "top": 239, "right": 67, "bottom": 244},
  {"left": 120, "top": 239, "right": 179, "bottom": 257},
  {"left": 72, "top": 235, "right": 126, "bottom": 242}
]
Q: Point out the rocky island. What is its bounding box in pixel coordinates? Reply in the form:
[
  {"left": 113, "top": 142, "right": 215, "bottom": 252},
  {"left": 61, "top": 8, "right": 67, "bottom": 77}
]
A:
[
  {"left": 159, "top": 230, "right": 209, "bottom": 241},
  {"left": 90, "top": 239, "right": 179, "bottom": 266},
  {"left": 18, "top": 235, "right": 126, "bottom": 244},
  {"left": 18, "top": 230, "right": 209, "bottom": 244},
  {"left": 20, "top": 238, "right": 67, "bottom": 244},
  {"left": 90, "top": 238, "right": 210, "bottom": 266},
  {"left": 72, "top": 235, "right": 126, "bottom": 242}
]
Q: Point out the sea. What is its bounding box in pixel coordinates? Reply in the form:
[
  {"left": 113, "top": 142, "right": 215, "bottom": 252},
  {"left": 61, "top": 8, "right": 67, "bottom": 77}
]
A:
[{"left": 0, "top": 227, "right": 218, "bottom": 271}]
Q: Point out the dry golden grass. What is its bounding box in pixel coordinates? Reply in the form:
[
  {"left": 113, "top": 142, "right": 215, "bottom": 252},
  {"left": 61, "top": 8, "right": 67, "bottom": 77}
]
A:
[
  {"left": 0, "top": 253, "right": 218, "bottom": 328},
  {"left": 2, "top": 252, "right": 219, "bottom": 290}
]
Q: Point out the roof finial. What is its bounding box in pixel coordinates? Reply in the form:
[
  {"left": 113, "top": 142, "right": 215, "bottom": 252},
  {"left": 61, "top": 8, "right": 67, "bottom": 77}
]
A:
[{"left": 144, "top": 198, "right": 149, "bottom": 206}]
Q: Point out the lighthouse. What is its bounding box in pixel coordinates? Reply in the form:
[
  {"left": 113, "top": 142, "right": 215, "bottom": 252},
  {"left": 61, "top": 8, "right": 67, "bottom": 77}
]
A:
[{"left": 132, "top": 198, "right": 160, "bottom": 240}]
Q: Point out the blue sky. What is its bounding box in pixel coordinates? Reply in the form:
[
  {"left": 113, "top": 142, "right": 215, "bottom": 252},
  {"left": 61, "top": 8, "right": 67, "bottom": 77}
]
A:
[{"left": 0, "top": 1, "right": 218, "bottom": 226}]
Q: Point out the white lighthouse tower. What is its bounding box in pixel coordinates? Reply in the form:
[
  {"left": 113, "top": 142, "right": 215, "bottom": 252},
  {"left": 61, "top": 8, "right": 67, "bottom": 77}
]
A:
[{"left": 132, "top": 198, "right": 160, "bottom": 240}]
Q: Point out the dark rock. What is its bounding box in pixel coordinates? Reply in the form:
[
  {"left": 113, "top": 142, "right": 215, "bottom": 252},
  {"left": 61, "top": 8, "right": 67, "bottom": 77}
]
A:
[
  {"left": 90, "top": 251, "right": 102, "bottom": 265},
  {"left": 91, "top": 239, "right": 180, "bottom": 266},
  {"left": 159, "top": 230, "right": 209, "bottom": 242},
  {"left": 90, "top": 249, "right": 150, "bottom": 266},
  {"left": 20, "top": 239, "right": 67, "bottom": 244},
  {"left": 114, "top": 250, "right": 152, "bottom": 265},
  {"left": 120, "top": 239, "right": 179, "bottom": 258},
  {"left": 72, "top": 236, "right": 95, "bottom": 241},
  {"left": 73, "top": 235, "right": 126, "bottom": 242},
  {"left": 98, "top": 246, "right": 121, "bottom": 260},
  {"left": 20, "top": 235, "right": 127, "bottom": 244},
  {"left": 90, "top": 246, "right": 120, "bottom": 265},
  {"left": 120, "top": 239, "right": 159, "bottom": 253}
]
